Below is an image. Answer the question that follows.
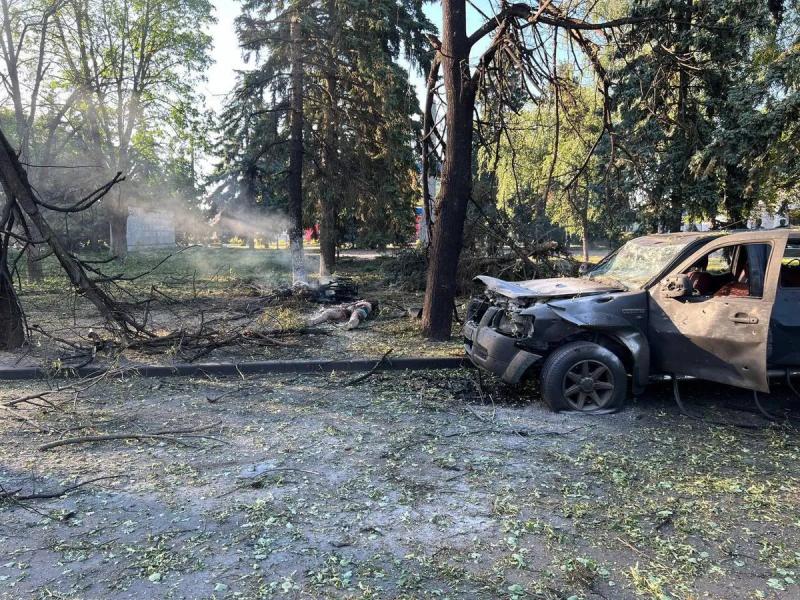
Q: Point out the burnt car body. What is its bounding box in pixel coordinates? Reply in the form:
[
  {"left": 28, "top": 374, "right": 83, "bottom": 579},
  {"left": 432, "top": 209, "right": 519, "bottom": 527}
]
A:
[{"left": 463, "top": 229, "right": 800, "bottom": 412}]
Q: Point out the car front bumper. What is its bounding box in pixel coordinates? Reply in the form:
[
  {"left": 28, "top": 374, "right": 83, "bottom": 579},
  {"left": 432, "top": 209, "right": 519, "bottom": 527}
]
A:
[{"left": 463, "top": 308, "right": 543, "bottom": 384}]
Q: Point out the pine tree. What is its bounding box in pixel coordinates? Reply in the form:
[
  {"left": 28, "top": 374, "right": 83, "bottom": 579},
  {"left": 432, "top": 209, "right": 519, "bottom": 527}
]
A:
[
  {"left": 225, "top": 0, "right": 432, "bottom": 278},
  {"left": 609, "top": 0, "right": 798, "bottom": 229}
]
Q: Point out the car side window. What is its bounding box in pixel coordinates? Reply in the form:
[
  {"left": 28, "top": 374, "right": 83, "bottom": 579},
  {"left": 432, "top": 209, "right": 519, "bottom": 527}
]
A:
[
  {"left": 780, "top": 240, "right": 800, "bottom": 288},
  {"left": 704, "top": 248, "right": 733, "bottom": 275},
  {"left": 683, "top": 243, "right": 771, "bottom": 298}
]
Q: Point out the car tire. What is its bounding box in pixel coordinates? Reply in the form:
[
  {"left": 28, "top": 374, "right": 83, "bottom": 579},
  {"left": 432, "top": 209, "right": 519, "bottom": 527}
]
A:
[{"left": 540, "top": 341, "right": 627, "bottom": 413}]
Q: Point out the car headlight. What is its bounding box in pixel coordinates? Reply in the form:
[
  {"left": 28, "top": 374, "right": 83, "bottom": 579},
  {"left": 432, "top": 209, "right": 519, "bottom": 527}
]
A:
[{"left": 495, "top": 311, "right": 533, "bottom": 337}]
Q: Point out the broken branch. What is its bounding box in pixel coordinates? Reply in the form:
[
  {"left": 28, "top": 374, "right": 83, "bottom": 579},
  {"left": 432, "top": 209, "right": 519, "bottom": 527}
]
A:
[{"left": 38, "top": 423, "right": 220, "bottom": 451}]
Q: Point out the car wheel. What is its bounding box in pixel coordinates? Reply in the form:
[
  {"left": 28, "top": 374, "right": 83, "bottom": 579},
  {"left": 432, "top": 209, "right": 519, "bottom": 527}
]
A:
[{"left": 540, "top": 341, "right": 627, "bottom": 413}]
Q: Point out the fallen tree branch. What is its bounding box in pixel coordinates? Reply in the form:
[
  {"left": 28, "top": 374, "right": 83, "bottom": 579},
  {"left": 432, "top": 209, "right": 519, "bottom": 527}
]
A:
[
  {"left": 2, "top": 390, "right": 57, "bottom": 408},
  {"left": 340, "top": 349, "right": 393, "bottom": 387},
  {"left": 38, "top": 423, "right": 219, "bottom": 451},
  {"left": 0, "top": 127, "right": 145, "bottom": 336},
  {"left": 0, "top": 475, "right": 122, "bottom": 501}
]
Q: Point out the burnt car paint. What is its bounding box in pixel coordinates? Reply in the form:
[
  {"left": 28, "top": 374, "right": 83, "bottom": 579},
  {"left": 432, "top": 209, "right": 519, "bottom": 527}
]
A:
[
  {"left": 648, "top": 231, "right": 787, "bottom": 392},
  {"left": 464, "top": 229, "right": 799, "bottom": 397},
  {"left": 476, "top": 275, "right": 621, "bottom": 299}
]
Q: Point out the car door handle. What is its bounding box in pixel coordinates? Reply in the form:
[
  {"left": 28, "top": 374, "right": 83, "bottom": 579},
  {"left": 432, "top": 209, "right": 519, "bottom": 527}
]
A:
[{"left": 730, "top": 313, "right": 758, "bottom": 324}]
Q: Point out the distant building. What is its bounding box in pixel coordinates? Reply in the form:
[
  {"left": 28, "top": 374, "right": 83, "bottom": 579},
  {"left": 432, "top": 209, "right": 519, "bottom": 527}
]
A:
[
  {"left": 683, "top": 202, "right": 797, "bottom": 232},
  {"left": 127, "top": 207, "right": 176, "bottom": 250},
  {"left": 747, "top": 207, "right": 791, "bottom": 229}
]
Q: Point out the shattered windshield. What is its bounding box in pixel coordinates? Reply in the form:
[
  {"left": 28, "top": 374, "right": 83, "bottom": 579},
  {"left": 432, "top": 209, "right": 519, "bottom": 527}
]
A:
[{"left": 586, "top": 237, "right": 694, "bottom": 289}]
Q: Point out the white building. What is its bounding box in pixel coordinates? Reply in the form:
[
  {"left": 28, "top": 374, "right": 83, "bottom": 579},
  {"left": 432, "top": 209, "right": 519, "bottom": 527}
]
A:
[{"left": 127, "top": 207, "right": 176, "bottom": 250}]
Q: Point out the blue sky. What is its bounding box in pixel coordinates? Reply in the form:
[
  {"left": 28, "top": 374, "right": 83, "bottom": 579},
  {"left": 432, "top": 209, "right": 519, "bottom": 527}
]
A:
[{"left": 201, "top": 0, "right": 495, "bottom": 113}]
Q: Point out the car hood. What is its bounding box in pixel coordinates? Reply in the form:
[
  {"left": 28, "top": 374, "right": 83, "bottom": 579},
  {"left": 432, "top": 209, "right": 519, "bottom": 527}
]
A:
[{"left": 475, "top": 275, "right": 622, "bottom": 300}]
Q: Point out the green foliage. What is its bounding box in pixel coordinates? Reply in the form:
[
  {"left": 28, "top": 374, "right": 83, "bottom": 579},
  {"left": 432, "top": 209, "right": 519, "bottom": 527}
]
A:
[
  {"left": 52, "top": 0, "right": 214, "bottom": 173},
  {"left": 479, "top": 68, "right": 631, "bottom": 251},
  {"left": 212, "top": 0, "right": 434, "bottom": 249},
  {"left": 608, "top": 0, "right": 800, "bottom": 230},
  {"left": 1, "top": 0, "right": 214, "bottom": 247}
]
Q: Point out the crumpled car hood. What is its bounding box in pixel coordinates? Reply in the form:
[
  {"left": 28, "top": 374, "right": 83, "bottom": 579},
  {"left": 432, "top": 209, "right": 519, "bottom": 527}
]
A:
[{"left": 475, "top": 275, "right": 622, "bottom": 300}]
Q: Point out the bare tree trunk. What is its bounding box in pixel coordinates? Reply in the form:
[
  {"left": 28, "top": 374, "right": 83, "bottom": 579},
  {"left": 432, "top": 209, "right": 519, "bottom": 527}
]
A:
[
  {"left": 109, "top": 191, "right": 128, "bottom": 258},
  {"left": 318, "top": 0, "right": 338, "bottom": 277},
  {"left": 26, "top": 225, "right": 44, "bottom": 281},
  {"left": 582, "top": 222, "right": 590, "bottom": 263},
  {"left": 0, "top": 204, "right": 24, "bottom": 349},
  {"left": 421, "top": 59, "right": 441, "bottom": 249},
  {"left": 319, "top": 191, "right": 336, "bottom": 276},
  {"left": 0, "top": 270, "right": 24, "bottom": 349},
  {"left": 422, "top": 0, "right": 475, "bottom": 340},
  {"left": 288, "top": 12, "right": 306, "bottom": 284},
  {"left": 318, "top": 76, "right": 337, "bottom": 276}
]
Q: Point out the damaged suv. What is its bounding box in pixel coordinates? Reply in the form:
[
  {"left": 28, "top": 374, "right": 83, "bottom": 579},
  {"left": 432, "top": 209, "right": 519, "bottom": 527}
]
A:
[{"left": 464, "top": 230, "right": 800, "bottom": 412}]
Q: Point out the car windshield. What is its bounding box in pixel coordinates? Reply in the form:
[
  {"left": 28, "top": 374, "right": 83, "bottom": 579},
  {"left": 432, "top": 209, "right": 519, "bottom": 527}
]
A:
[{"left": 586, "top": 237, "right": 694, "bottom": 289}]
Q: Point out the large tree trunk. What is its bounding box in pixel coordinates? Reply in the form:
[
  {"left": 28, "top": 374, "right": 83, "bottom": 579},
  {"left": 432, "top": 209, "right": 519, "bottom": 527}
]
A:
[
  {"left": 421, "top": 0, "right": 474, "bottom": 340},
  {"left": 288, "top": 11, "right": 306, "bottom": 284},
  {"left": 109, "top": 192, "right": 128, "bottom": 258},
  {"left": 0, "top": 271, "right": 24, "bottom": 349},
  {"left": 421, "top": 59, "right": 441, "bottom": 249},
  {"left": 319, "top": 190, "right": 336, "bottom": 276},
  {"left": 0, "top": 220, "right": 24, "bottom": 349},
  {"left": 319, "top": 0, "right": 338, "bottom": 277},
  {"left": 581, "top": 221, "right": 590, "bottom": 263},
  {"left": 25, "top": 242, "right": 44, "bottom": 281}
]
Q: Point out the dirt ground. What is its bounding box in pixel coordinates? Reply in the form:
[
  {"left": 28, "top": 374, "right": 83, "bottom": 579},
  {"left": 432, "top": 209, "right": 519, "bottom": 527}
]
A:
[
  {"left": 0, "top": 248, "right": 461, "bottom": 371},
  {"left": 2, "top": 371, "right": 799, "bottom": 600}
]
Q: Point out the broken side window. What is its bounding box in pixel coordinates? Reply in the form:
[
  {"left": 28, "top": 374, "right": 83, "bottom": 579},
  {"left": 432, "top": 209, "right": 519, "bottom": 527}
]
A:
[{"left": 684, "top": 243, "right": 772, "bottom": 298}]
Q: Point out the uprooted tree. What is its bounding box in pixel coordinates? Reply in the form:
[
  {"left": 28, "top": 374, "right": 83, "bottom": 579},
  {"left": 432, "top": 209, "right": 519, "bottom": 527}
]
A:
[{"left": 421, "top": 1, "right": 656, "bottom": 340}]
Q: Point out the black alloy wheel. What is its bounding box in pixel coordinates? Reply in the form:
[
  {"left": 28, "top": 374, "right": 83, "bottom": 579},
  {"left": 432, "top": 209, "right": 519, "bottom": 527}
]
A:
[{"left": 540, "top": 341, "right": 627, "bottom": 413}]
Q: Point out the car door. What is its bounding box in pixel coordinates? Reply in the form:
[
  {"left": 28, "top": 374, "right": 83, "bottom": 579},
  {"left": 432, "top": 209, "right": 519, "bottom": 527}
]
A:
[
  {"left": 648, "top": 232, "right": 786, "bottom": 392},
  {"left": 770, "top": 237, "right": 800, "bottom": 366}
]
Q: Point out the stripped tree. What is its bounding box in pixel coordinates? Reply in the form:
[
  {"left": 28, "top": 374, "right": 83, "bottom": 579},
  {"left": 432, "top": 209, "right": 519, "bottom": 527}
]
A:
[{"left": 421, "top": 1, "right": 653, "bottom": 340}]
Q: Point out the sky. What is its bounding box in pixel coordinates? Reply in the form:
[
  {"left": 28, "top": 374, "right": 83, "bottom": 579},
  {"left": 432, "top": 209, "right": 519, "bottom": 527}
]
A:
[{"left": 200, "top": 0, "right": 495, "bottom": 114}]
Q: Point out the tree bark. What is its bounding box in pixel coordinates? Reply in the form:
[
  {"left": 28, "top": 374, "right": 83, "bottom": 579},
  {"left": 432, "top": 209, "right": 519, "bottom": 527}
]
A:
[
  {"left": 421, "top": 58, "right": 441, "bottom": 249},
  {"left": 318, "top": 79, "right": 337, "bottom": 275},
  {"left": 288, "top": 11, "right": 307, "bottom": 284},
  {"left": 26, "top": 225, "right": 45, "bottom": 281},
  {"left": 421, "top": 0, "right": 475, "bottom": 340},
  {"left": 109, "top": 196, "right": 128, "bottom": 258},
  {"left": 319, "top": 186, "right": 336, "bottom": 275},
  {"left": 319, "top": 0, "right": 338, "bottom": 277},
  {"left": 0, "top": 201, "right": 24, "bottom": 349},
  {"left": 581, "top": 220, "right": 590, "bottom": 263},
  {"left": 0, "top": 267, "right": 24, "bottom": 349}
]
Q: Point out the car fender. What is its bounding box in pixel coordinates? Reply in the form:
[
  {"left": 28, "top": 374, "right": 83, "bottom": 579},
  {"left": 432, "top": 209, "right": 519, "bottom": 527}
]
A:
[{"left": 547, "top": 293, "right": 650, "bottom": 394}]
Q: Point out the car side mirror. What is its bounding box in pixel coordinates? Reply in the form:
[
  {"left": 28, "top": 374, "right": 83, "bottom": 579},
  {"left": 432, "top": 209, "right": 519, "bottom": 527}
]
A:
[
  {"left": 578, "top": 262, "right": 590, "bottom": 275},
  {"left": 661, "top": 274, "right": 694, "bottom": 299}
]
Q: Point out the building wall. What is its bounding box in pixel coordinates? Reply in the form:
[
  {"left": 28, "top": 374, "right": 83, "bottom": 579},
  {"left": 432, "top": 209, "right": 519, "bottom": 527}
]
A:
[{"left": 127, "top": 209, "right": 176, "bottom": 250}]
